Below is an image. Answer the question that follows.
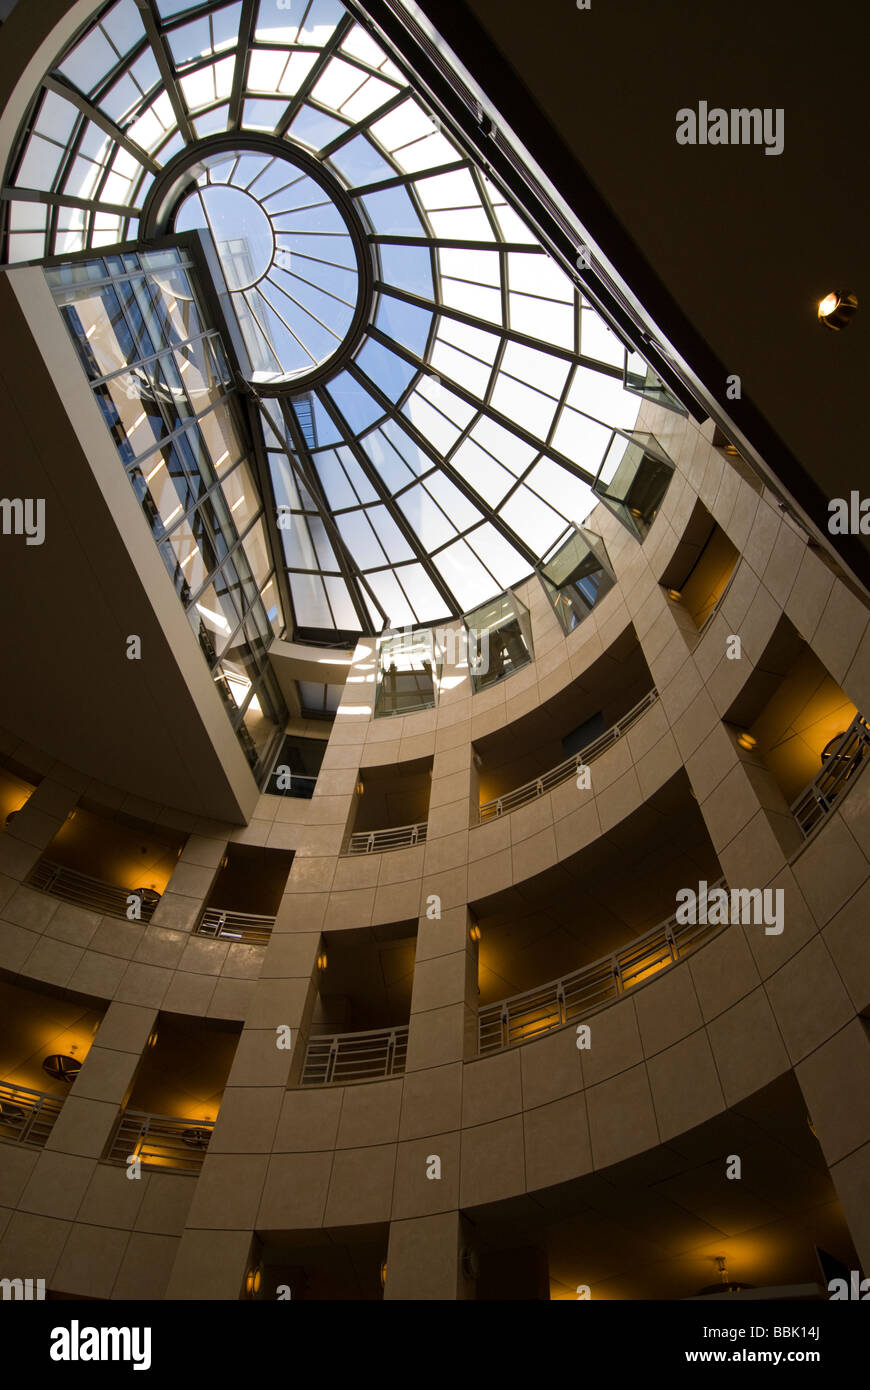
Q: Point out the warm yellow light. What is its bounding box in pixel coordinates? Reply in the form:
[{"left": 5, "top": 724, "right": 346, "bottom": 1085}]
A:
[
  {"left": 817, "top": 290, "right": 858, "bottom": 330},
  {"left": 245, "top": 1266, "right": 262, "bottom": 1296},
  {"left": 379, "top": 1260, "right": 387, "bottom": 1288},
  {"left": 667, "top": 588, "right": 682, "bottom": 601},
  {"left": 317, "top": 951, "right": 327, "bottom": 971},
  {"left": 737, "top": 732, "right": 757, "bottom": 750},
  {"left": 469, "top": 924, "right": 481, "bottom": 942}
]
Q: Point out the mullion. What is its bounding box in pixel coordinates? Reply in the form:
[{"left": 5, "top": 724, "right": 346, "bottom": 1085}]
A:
[
  {"left": 315, "top": 386, "right": 462, "bottom": 617},
  {"left": 319, "top": 86, "right": 408, "bottom": 157},
  {"left": 275, "top": 14, "right": 355, "bottom": 138},
  {"left": 349, "top": 158, "right": 467, "bottom": 199},
  {"left": 346, "top": 352, "right": 549, "bottom": 567},
  {"left": 362, "top": 323, "right": 598, "bottom": 487},
  {"left": 229, "top": 0, "right": 258, "bottom": 128},
  {"left": 134, "top": 0, "right": 197, "bottom": 145},
  {"left": 373, "top": 279, "right": 623, "bottom": 379},
  {"left": 43, "top": 76, "right": 161, "bottom": 178},
  {"left": 272, "top": 399, "right": 379, "bottom": 633}
]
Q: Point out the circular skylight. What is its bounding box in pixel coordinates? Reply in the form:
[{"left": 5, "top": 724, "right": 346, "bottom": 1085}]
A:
[{"left": 173, "top": 148, "right": 362, "bottom": 384}]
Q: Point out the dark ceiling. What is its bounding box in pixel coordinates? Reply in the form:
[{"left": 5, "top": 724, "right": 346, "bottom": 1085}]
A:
[{"left": 410, "top": 0, "right": 868, "bottom": 592}]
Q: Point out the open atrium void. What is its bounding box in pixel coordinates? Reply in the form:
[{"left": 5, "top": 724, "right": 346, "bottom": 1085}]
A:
[{"left": 0, "top": 0, "right": 867, "bottom": 1341}]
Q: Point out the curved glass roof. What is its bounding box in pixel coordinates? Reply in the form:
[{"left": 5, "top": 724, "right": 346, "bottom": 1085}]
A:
[{"left": 3, "top": 0, "right": 654, "bottom": 638}]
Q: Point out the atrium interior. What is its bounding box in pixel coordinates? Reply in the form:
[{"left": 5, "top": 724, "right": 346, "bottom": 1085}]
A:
[{"left": 0, "top": 0, "right": 867, "bottom": 1305}]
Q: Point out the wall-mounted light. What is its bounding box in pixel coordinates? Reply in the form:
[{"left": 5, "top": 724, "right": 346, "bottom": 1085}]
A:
[
  {"left": 807, "top": 1113, "right": 818, "bottom": 1138},
  {"left": 667, "top": 588, "right": 682, "bottom": 602},
  {"left": 460, "top": 1247, "right": 480, "bottom": 1281},
  {"left": 355, "top": 780, "right": 364, "bottom": 796},
  {"left": 317, "top": 950, "right": 327, "bottom": 971},
  {"left": 736, "top": 732, "right": 757, "bottom": 751},
  {"left": 147, "top": 1029, "right": 158, "bottom": 1049},
  {"left": 818, "top": 290, "right": 857, "bottom": 331},
  {"left": 379, "top": 1260, "right": 387, "bottom": 1288},
  {"left": 245, "top": 1265, "right": 262, "bottom": 1297},
  {"left": 469, "top": 923, "right": 481, "bottom": 942}
]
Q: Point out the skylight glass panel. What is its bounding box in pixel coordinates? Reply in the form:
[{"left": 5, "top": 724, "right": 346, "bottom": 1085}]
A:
[
  {"left": 469, "top": 416, "right": 537, "bottom": 477},
  {"left": 434, "top": 540, "right": 497, "bottom": 612},
  {"left": 509, "top": 291, "right": 574, "bottom": 349},
  {"left": 340, "top": 25, "right": 390, "bottom": 69},
  {"left": 324, "top": 575, "right": 361, "bottom": 629},
  {"left": 377, "top": 242, "right": 433, "bottom": 299},
  {"left": 370, "top": 99, "right": 436, "bottom": 153},
  {"left": 328, "top": 135, "right": 393, "bottom": 188},
  {"left": 566, "top": 366, "right": 642, "bottom": 430},
  {"left": 298, "top": 0, "right": 346, "bottom": 44},
  {"left": 361, "top": 428, "right": 415, "bottom": 492},
  {"left": 398, "top": 484, "right": 456, "bottom": 550},
  {"left": 527, "top": 459, "right": 597, "bottom": 526},
  {"left": 389, "top": 130, "right": 457, "bottom": 176},
  {"left": 34, "top": 91, "right": 79, "bottom": 144},
  {"left": 336, "top": 509, "right": 387, "bottom": 569},
  {"left": 326, "top": 372, "right": 383, "bottom": 433},
  {"left": 287, "top": 106, "right": 346, "bottom": 150},
  {"left": 360, "top": 185, "right": 424, "bottom": 236},
  {"left": 59, "top": 28, "right": 118, "bottom": 95},
  {"left": 550, "top": 408, "right": 612, "bottom": 472},
  {"left": 467, "top": 523, "right": 530, "bottom": 589},
  {"left": 375, "top": 294, "right": 431, "bottom": 356},
  {"left": 424, "top": 471, "right": 481, "bottom": 532},
  {"left": 500, "top": 485, "right": 565, "bottom": 553},
  {"left": 355, "top": 338, "right": 416, "bottom": 400},
  {"left": 402, "top": 390, "right": 463, "bottom": 455},
  {"left": 490, "top": 373, "right": 558, "bottom": 439},
  {"left": 450, "top": 436, "right": 514, "bottom": 508},
  {"left": 579, "top": 307, "right": 626, "bottom": 366},
  {"left": 316, "top": 450, "right": 362, "bottom": 509}
]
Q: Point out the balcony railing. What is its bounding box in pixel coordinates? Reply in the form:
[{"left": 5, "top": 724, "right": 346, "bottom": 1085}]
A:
[
  {"left": 791, "top": 714, "right": 870, "bottom": 836},
  {"left": 301, "top": 1025, "right": 409, "bottom": 1086},
  {"left": 478, "top": 879, "right": 728, "bottom": 1054},
  {"left": 345, "top": 822, "right": 428, "bottom": 855},
  {"left": 0, "top": 1080, "right": 63, "bottom": 1148},
  {"left": 25, "top": 859, "right": 160, "bottom": 922},
  {"left": 107, "top": 1110, "right": 214, "bottom": 1173},
  {"left": 197, "top": 906, "right": 275, "bottom": 945},
  {"left": 478, "top": 688, "right": 659, "bottom": 821}
]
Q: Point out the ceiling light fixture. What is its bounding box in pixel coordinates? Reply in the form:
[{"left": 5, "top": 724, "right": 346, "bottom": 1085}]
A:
[{"left": 817, "top": 291, "right": 857, "bottom": 330}]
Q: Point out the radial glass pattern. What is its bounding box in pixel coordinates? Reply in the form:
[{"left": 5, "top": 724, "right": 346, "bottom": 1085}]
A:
[
  {"left": 174, "top": 147, "right": 360, "bottom": 381},
  {"left": 2, "top": 0, "right": 676, "bottom": 641}
]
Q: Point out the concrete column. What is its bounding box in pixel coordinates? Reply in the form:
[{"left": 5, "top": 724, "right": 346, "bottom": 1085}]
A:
[
  {"left": 149, "top": 832, "right": 225, "bottom": 933},
  {"left": 384, "top": 1210, "right": 477, "bottom": 1300}
]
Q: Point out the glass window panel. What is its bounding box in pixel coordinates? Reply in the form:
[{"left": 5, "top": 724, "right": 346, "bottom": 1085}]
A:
[
  {"left": 221, "top": 459, "right": 259, "bottom": 534},
  {"left": 374, "top": 293, "right": 431, "bottom": 356},
  {"left": 288, "top": 105, "right": 346, "bottom": 151},
  {"left": 579, "top": 308, "right": 626, "bottom": 366},
  {"left": 566, "top": 366, "right": 642, "bottom": 431},
  {"left": 365, "top": 504, "right": 414, "bottom": 562},
  {"left": 16, "top": 134, "right": 63, "bottom": 191},
  {"left": 490, "top": 373, "right": 557, "bottom": 439},
  {"left": 370, "top": 99, "right": 435, "bottom": 151},
  {"left": 59, "top": 27, "right": 117, "bottom": 93},
  {"left": 500, "top": 341, "right": 569, "bottom": 399},
  {"left": 402, "top": 392, "right": 462, "bottom": 454},
  {"left": 291, "top": 571, "right": 333, "bottom": 628},
  {"left": 355, "top": 337, "right": 416, "bottom": 400},
  {"left": 434, "top": 540, "right": 496, "bottom": 612},
  {"left": 450, "top": 436, "right": 514, "bottom": 508},
  {"left": 324, "top": 575, "right": 362, "bottom": 630},
  {"left": 509, "top": 293, "right": 574, "bottom": 349},
  {"left": 364, "top": 568, "right": 415, "bottom": 629},
  {"left": 362, "top": 427, "right": 414, "bottom": 493},
  {"left": 527, "top": 458, "right": 596, "bottom": 527},
  {"left": 325, "top": 372, "right": 383, "bottom": 433},
  {"left": 316, "top": 450, "right": 360, "bottom": 510},
  {"left": 328, "top": 134, "right": 393, "bottom": 188},
  {"left": 360, "top": 185, "right": 423, "bottom": 235},
  {"left": 467, "top": 523, "right": 530, "bottom": 590},
  {"left": 34, "top": 90, "right": 79, "bottom": 144},
  {"left": 336, "top": 509, "right": 386, "bottom": 569},
  {"left": 500, "top": 485, "right": 565, "bottom": 553},
  {"left": 550, "top": 407, "right": 611, "bottom": 474},
  {"left": 260, "top": 575, "right": 284, "bottom": 635},
  {"left": 199, "top": 401, "right": 243, "bottom": 472},
  {"left": 398, "top": 484, "right": 455, "bottom": 550},
  {"left": 377, "top": 241, "right": 433, "bottom": 299}
]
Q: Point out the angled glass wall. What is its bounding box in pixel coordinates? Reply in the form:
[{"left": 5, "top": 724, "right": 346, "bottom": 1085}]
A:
[
  {"left": 540, "top": 527, "right": 616, "bottom": 634},
  {"left": 374, "top": 627, "right": 440, "bottom": 718},
  {"left": 464, "top": 592, "right": 533, "bottom": 694},
  {"left": 592, "top": 432, "right": 675, "bottom": 541},
  {"left": 46, "top": 245, "right": 287, "bottom": 776},
  {"left": 623, "top": 348, "right": 688, "bottom": 415}
]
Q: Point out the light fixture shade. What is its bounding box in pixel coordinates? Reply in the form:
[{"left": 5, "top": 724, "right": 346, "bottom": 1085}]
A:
[
  {"left": 42, "top": 1054, "right": 81, "bottom": 1083},
  {"left": 317, "top": 950, "right": 327, "bottom": 970},
  {"left": 737, "top": 732, "right": 757, "bottom": 750},
  {"left": 818, "top": 291, "right": 858, "bottom": 330}
]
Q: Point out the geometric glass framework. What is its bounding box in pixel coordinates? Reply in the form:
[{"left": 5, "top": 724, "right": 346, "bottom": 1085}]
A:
[
  {"left": 2, "top": 0, "right": 677, "bottom": 646},
  {"left": 46, "top": 246, "right": 287, "bottom": 775},
  {"left": 173, "top": 146, "right": 363, "bottom": 383},
  {"left": 540, "top": 526, "right": 616, "bottom": 635}
]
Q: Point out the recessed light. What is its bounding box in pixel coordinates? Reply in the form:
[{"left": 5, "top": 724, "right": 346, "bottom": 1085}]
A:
[{"left": 818, "top": 291, "right": 857, "bottom": 330}]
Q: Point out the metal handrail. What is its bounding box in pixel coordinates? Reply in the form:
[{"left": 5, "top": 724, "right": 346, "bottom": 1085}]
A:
[
  {"left": 0, "top": 1079, "right": 63, "bottom": 1148},
  {"left": 197, "top": 906, "right": 275, "bottom": 944},
  {"left": 302, "top": 1024, "right": 409, "bottom": 1086},
  {"left": 24, "top": 859, "right": 160, "bottom": 921},
  {"left": 345, "top": 822, "right": 428, "bottom": 855},
  {"left": 791, "top": 714, "right": 870, "bottom": 836},
  {"left": 478, "top": 688, "right": 659, "bottom": 821},
  {"left": 106, "top": 1109, "right": 214, "bottom": 1173},
  {"left": 478, "top": 878, "right": 728, "bottom": 1054}
]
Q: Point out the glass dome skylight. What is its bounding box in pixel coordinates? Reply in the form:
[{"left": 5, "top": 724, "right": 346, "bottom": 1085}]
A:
[
  {"left": 2, "top": 0, "right": 667, "bottom": 639},
  {"left": 173, "top": 147, "right": 362, "bottom": 382}
]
